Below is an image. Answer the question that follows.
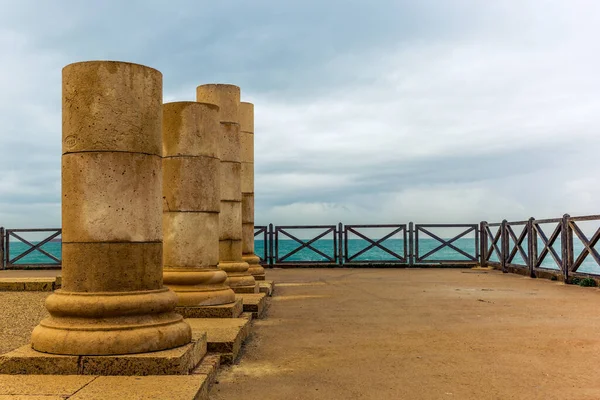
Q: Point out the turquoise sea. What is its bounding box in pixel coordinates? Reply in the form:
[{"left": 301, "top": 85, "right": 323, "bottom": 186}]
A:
[{"left": 4, "top": 238, "right": 599, "bottom": 275}]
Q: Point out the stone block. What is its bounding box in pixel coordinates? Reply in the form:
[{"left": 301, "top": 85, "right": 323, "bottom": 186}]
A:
[
  {"left": 218, "top": 122, "right": 241, "bottom": 162},
  {"left": 0, "top": 375, "right": 95, "bottom": 397},
  {"left": 259, "top": 280, "right": 274, "bottom": 296},
  {"left": 176, "top": 299, "right": 243, "bottom": 318},
  {"left": 163, "top": 212, "right": 219, "bottom": 268},
  {"left": 236, "top": 292, "right": 267, "bottom": 318},
  {"left": 196, "top": 84, "right": 240, "bottom": 124},
  {"left": 240, "top": 162, "right": 254, "bottom": 194},
  {"left": 162, "top": 157, "right": 220, "bottom": 212},
  {"left": 0, "top": 278, "right": 55, "bottom": 292},
  {"left": 69, "top": 375, "right": 210, "bottom": 400},
  {"left": 239, "top": 102, "right": 254, "bottom": 133},
  {"left": 0, "top": 333, "right": 207, "bottom": 376},
  {"left": 61, "top": 152, "right": 162, "bottom": 243},
  {"left": 0, "top": 346, "right": 80, "bottom": 375},
  {"left": 162, "top": 102, "right": 220, "bottom": 158},
  {"left": 219, "top": 162, "right": 242, "bottom": 202},
  {"left": 186, "top": 317, "right": 251, "bottom": 364},
  {"left": 232, "top": 283, "right": 259, "bottom": 294},
  {"left": 191, "top": 353, "right": 221, "bottom": 391}
]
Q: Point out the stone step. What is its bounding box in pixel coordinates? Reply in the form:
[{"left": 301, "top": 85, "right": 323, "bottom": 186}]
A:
[
  {"left": 236, "top": 293, "right": 268, "bottom": 318},
  {"left": 186, "top": 317, "right": 251, "bottom": 365}
]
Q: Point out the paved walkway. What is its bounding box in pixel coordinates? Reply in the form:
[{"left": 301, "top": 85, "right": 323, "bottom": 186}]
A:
[{"left": 210, "top": 268, "right": 600, "bottom": 400}]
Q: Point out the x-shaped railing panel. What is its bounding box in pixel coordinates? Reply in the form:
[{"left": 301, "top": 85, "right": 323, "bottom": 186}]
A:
[
  {"left": 344, "top": 224, "right": 407, "bottom": 263},
  {"left": 569, "top": 221, "right": 600, "bottom": 272},
  {"left": 415, "top": 224, "right": 477, "bottom": 262},
  {"left": 506, "top": 224, "right": 529, "bottom": 266},
  {"left": 533, "top": 222, "right": 562, "bottom": 269},
  {"left": 275, "top": 225, "right": 337, "bottom": 263},
  {"left": 485, "top": 224, "right": 502, "bottom": 263},
  {"left": 253, "top": 226, "right": 268, "bottom": 263},
  {"left": 6, "top": 229, "right": 62, "bottom": 266}
]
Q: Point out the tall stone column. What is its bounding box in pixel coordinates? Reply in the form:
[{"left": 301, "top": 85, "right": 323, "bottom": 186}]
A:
[
  {"left": 240, "top": 102, "right": 265, "bottom": 280},
  {"left": 31, "top": 61, "right": 191, "bottom": 355},
  {"left": 162, "top": 101, "right": 237, "bottom": 307},
  {"left": 196, "top": 84, "right": 257, "bottom": 293}
]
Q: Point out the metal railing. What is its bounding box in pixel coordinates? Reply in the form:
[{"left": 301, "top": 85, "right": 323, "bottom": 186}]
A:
[
  {"left": 481, "top": 214, "right": 600, "bottom": 281},
  {"left": 2, "top": 215, "right": 599, "bottom": 279}
]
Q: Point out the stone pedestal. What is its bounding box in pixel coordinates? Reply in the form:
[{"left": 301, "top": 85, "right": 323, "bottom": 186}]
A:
[
  {"left": 30, "top": 61, "right": 191, "bottom": 356},
  {"left": 240, "top": 102, "right": 265, "bottom": 280},
  {"left": 162, "top": 102, "right": 237, "bottom": 312},
  {"left": 196, "top": 84, "right": 257, "bottom": 294}
]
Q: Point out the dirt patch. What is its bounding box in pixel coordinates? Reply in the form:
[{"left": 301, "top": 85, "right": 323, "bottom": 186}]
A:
[{"left": 210, "top": 269, "right": 600, "bottom": 400}]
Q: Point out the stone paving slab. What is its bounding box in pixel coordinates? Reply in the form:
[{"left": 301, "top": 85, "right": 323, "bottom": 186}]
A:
[
  {"left": 231, "top": 283, "right": 259, "bottom": 294},
  {"left": 236, "top": 293, "right": 267, "bottom": 318},
  {"left": 0, "top": 333, "right": 207, "bottom": 376},
  {"left": 69, "top": 375, "right": 209, "bottom": 400},
  {"left": 0, "top": 279, "right": 56, "bottom": 292},
  {"left": 186, "top": 318, "right": 251, "bottom": 364},
  {"left": 176, "top": 299, "right": 243, "bottom": 319},
  {"left": 258, "top": 280, "right": 274, "bottom": 296},
  {"left": 0, "top": 375, "right": 95, "bottom": 397}
]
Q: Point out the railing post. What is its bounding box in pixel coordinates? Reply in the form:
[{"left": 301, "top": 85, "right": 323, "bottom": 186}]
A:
[
  {"left": 501, "top": 220, "right": 508, "bottom": 273},
  {"left": 338, "top": 222, "right": 343, "bottom": 266},
  {"left": 561, "top": 214, "right": 571, "bottom": 282},
  {"left": 527, "top": 217, "right": 535, "bottom": 278},
  {"left": 479, "top": 221, "right": 487, "bottom": 268},
  {"left": 268, "top": 223, "right": 274, "bottom": 266},
  {"left": 0, "top": 227, "right": 4, "bottom": 270},
  {"left": 408, "top": 222, "right": 414, "bottom": 267}
]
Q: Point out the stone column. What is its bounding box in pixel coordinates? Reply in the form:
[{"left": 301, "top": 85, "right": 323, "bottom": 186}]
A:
[
  {"left": 31, "top": 61, "right": 191, "bottom": 355},
  {"left": 240, "top": 102, "right": 265, "bottom": 280},
  {"left": 162, "top": 101, "right": 236, "bottom": 307},
  {"left": 196, "top": 84, "right": 257, "bottom": 293}
]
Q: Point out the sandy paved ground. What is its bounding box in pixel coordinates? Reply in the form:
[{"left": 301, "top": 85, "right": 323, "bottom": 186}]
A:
[
  {"left": 210, "top": 268, "right": 600, "bottom": 400},
  {"left": 2, "top": 268, "right": 600, "bottom": 399}
]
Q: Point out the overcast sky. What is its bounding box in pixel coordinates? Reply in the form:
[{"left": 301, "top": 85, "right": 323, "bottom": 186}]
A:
[{"left": 0, "top": 0, "right": 599, "bottom": 228}]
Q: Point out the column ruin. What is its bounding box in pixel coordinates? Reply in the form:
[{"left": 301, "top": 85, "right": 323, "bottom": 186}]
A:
[
  {"left": 31, "top": 61, "right": 191, "bottom": 355},
  {"left": 162, "top": 101, "right": 237, "bottom": 308},
  {"left": 240, "top": 102, "right": 265, "bottom": 280},
  {"left": 196, "top": 84, "right": 257, "bottom": 293}
]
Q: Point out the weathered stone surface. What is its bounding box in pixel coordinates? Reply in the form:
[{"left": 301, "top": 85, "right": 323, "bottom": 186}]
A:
[
  {"left": 186, "top": 317, "right": 251, "bottom": 364},
  {"left": 239, "top": 102, "right": 254, "bottom": 133},
  {"left": 62, "top": 152, "right": 162, "bottom": 243},
  {"left": 0, "top": 278, "right": 54, "bottom": 292},
  {"left": 232, "top": 283, "right": 259, "bottom": 294},
  {"left": 245, "top": 254, "right": 265, "bottom": 281},
  {"left": 31, "top": 60, "right": 192, "bottom": 356},
  {"left": 0, "top": 334, "right": 206, "bottom": 376},
  {"left": 242, "top": 223, "right": 254, "bottom": 254},
  {"left": 217, "top": 122, "right": 241, "bottom": 163},
  {"left": 258, "top": 280, "right": 274, "bottom": 296},
  {"left": 236, "top": 293, "right": 267, "bottom": 318},
  {"left": 240, "top": 131, "right": 254, "bottom": 163},
  {"left": 163, "top": 157, "right": 220, "bottom": 212},
  {"left": 0, "top": 346, "right": 79, "bottom": 375},
  {"left": 177, "top": 299, "right": 243, "bottom": 318},
  {"left": 61, "top": 242, "right": 162, "bottom": 292},
  {"left": 240, "top": 162, "right": 254, "bottom": 194},
  {"left": 0, "top": 375, "right": 94, "bottom": 396},
  {"left": 79, "top": 332, "right": 206, "bottom": 375},
  {"left": 196, "top": 84, "right": 240, "bottom": 124},
  {"left": 62, "top": 61, "right": 162, "bottom": 155},
  {"left": 163, "top": 212, "right": 219, "bottom": 268},
  {"left": 219, "top": 162, "right": 242, "bottom": 202},
  {"left": 219, "top": 201, "right": 242, "bottom": 240},
  {"left": 69, "top": 375, "right": 210, "bottom": 400},
  {"left": 162, "top": 101, "right": 236, "bottom": 309},
  {"left": 162, "top": 102, "right": 219, "bottom": 158},
  {"left": 197, "top": 85, "right": 256, "bottom": 292}
]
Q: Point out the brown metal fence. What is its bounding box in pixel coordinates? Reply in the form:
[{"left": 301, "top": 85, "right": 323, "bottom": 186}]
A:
[
  {"left": 2, "top": 215, "right": 599, "bottom": 276},
  {"left": 481, "top": 214, "right": 600, "bottom": 281}
]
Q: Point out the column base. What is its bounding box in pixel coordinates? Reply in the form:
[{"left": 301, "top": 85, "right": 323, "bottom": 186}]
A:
[
  {"left": 0, "top": 332, "right": 206, "bottom": 376},
  {"left": 31, "top": 288, "right": 192, "bottom": 356},
  {"left": 218, "top": 260, "right": 257, "bottom": 290},
  {"left": 243, "top": 253, "right": 266, "bottom": 280},
  {"left": 163, "top": 267, "right": 236, "bottom": 307}
]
